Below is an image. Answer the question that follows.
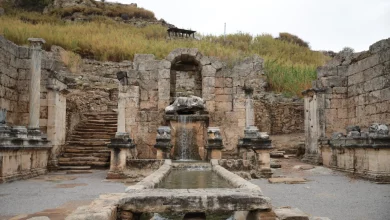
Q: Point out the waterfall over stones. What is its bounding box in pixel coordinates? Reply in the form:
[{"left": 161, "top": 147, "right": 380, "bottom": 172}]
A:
[{"left": 174, "top": 115, "right": 201, "bottom": 160}]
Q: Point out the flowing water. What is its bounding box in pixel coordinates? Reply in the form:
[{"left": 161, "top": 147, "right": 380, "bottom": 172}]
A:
[{"left": 174, "top": 115, "right": 200, "bottom": 160}]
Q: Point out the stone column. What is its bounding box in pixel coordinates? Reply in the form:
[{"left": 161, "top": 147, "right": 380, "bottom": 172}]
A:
[
  {"left": 245, "top": 94, "right": 254, "bottom": 127},
  {"left": 107, "top": 71, "right": 136, "bottom": 179},
  {"left": 46, "top": 77, "right": 68, "bottom": 169},
  {"left": 28, "top": 38, "right": 45, "bottom": 137},
  {"left": 116, "top": 84, "right": 127, "bottom": 137}
]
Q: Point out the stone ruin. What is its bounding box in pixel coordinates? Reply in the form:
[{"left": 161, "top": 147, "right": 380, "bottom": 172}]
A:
[{"left": 302, "top": 37, "right": 390, "bottom": 182}]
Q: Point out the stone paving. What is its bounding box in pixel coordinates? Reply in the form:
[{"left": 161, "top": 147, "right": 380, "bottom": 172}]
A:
[
  {"left": 0, "top": 171, "right": 127, "bottom": 220},
  {"left": 0, "top": 159, "right": 389, "bottom": 220},
  {"left": 252, "top": 158, "right": 390, "bottom": 220}
]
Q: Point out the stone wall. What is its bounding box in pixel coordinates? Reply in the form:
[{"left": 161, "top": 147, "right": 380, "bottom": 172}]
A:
[
  {"left": 0, "top": 36, "right": 68, "bottom": 169},
  {"left": 303, "top": 38, "right": 390, "bottom": 165},
  {"left": 119, "top": 50, "right": 268, "bottom": 159},
  {"left": 253, "top": 93, "right": 304, "bottom": 135},
  {"left": 0, "top": 36, "right": 31, "bottom": 126}
]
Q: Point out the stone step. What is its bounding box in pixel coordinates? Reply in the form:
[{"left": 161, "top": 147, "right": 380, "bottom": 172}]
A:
[
  {"left": 77, "top": 123, "right": 117, "bottom": 129},
  {"left": 67, "top": 138, "right": 111, "bottom": 142},
  {"left": 80, "top": 122, "right": 117, "bottom": 126},
  {"left": 75, "top": 128, "right": 117, "bottom": 133},
  {"left": 84, "top": 115, "right": 117, "bottom": 120},
  {"left": 58, "top": 166, "right": 91, "bottom": 170},
  {"left": 59, "top": 156, "right": 109, "bottom": 162},
  {"left": 76, "top": 124, "right": 117, "bottom": 128},
  {"left": 72, "top": 131, "right": 113, "bottom": 135},
  {"left": 70, "top": 135, "right": 113, "bottom": 140},
  {"left": 62, "top": 152, "right": 110, "bottom": 158},
  {"left": 66, "top": 141, "right": 110, "bottom": 146},
  {"left": 85, "top": 119, "right": 117, "bottom": 123},
  {"left": 64, "top": 146, "right": 109, "bottom": 151},
  {"left": 58, "top": 161, "right": 110, "bottom": 167},
  {"left": 64, "top": 149, "right": 110, "bottom": 154},
  {"left": 66, "top": 170, "right": 94, "bottom": 174}
]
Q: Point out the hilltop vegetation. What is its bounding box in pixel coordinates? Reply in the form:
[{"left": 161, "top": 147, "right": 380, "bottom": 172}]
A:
[{"left": 0, "top": 3, "right": 329, "bottom": 97}]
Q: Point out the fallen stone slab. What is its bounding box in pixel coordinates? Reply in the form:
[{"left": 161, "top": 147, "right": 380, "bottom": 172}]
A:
[
  {"left": 270, "top": 151, "right": 285, "bottom": 158},
  {"left": 271, "top": 163, "right": 282, "bottom": 168},
  {"left": 300, "top": 165, "right": 315, "bottom": 170},
  {"left": 66, "top": 170, "right": 93, "bottom": 174},
  {"left": 274, "top": 207, "right": 309, "bottom": 220},
  {"left": 27, "top": 217, "right": 50, "bottom": 220},
  {"left": 268, "top": 177, "right": 306, "bottom": 184}
]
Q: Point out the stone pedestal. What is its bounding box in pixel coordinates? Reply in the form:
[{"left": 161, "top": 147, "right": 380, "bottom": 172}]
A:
[
  {"left": 107, "top": 133, "right": 137, "bottom": 179},
  {"left": 1, "top": 121, "right": 51, "bottom": 183},
  {"left": 206, "top": 127, "right": 224, "bottom": 160},
  {"left": 237, "top": 126, "right": 273, "bottom": 177},
  {"left": 154, "top": 126, "right": 172, "bottom": 159}
]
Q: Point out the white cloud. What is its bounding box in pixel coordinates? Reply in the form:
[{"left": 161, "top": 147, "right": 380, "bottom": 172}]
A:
[{"left": 110, "top": 0, "right": 390, "bottom": 52}]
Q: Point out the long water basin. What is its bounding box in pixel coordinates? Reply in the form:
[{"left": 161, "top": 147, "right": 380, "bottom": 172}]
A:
[{"left": 158, "top": 169, "right": 232, "bottom": 189}]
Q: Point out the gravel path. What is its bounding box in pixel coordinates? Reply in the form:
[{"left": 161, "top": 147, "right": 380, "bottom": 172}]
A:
[
  {"left": 0, "top": 170, "right": 127, "bottom": 219},
  {"left": 252, "top": 159, "right": 390, "bottom": 220}
]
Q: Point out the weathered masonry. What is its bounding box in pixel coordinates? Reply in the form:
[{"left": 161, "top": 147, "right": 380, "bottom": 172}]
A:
[
  {"left": 121, "top": 49, "right": 268, "bottom": 158},
  {"left": 0, "top": 36, "right": 67, "bottom": 182},
  {"left": 303, "top": 38, "right": 390, "bottom": 182}
]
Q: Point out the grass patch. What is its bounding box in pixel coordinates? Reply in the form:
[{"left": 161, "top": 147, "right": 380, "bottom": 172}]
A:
[
  {"left": 0, "top": 11, "right": 328, "bottom": 96},
  {"left": 50, "top": 2, "right": 155, "bottom": 20},
  {"left": 264, "top": 60, "right": 317, "bottom": 97}
]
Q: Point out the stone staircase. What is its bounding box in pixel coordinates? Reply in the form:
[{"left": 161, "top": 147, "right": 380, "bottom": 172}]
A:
[{"left": 58, "top": 112, "right": 117, "bottom": 171}]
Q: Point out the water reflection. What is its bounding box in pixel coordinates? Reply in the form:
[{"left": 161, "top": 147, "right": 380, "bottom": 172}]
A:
[{"left": 158, "top": 170, "right": 232, "bottom": 189}]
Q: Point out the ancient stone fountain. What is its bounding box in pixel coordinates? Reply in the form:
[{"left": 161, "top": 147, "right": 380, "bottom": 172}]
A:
[{"left": 163, "top": 96, "right": 209, "bottom": 161}]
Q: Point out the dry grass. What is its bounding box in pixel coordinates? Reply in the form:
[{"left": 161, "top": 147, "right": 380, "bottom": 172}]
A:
[
  {"left": 59, "top": 50, "right": 82, "bottom": 73},
  {"left": 0, "top": 11, "right": 329, "bottom": 96}
]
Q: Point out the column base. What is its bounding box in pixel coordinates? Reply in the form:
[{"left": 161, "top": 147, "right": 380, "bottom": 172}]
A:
[
  {"left": 106, "top": 170, "right": 127, "bottom": 179},
  {"left": 302, "top": 153, "right": 322, "bottom": 165},
  {"left": 47, "top": 159, "right": 59, "bottom": 171}
]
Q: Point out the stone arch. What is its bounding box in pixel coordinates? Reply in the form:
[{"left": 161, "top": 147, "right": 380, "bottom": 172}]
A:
[{"left": 163, "top": 49, "right": 218, "bottom": 106}]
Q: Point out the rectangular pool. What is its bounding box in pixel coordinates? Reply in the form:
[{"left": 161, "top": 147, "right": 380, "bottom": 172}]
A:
[{"left": 158, "top": 169, "right": 232, "bottom": 189}]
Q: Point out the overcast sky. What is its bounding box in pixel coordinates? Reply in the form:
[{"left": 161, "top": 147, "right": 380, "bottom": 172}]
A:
[{"left": 112, "top": 0, "right": 390, "bottom": 52}]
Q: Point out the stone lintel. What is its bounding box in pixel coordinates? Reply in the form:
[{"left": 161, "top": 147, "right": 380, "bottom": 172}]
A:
[
  {"left": 119, "top": 188, "right": 271, "bottom": 212},
  {"left": 238, "top": 138, "right": 272, "bottom": 150},
  {"left": 328, "top": 136, "right": 390, "bottom": 149},
  {"left": 28, "top": 38, "right": 46, "bottom": 46},
  {"left": 0, "top": 136, "right": 51, "bottom": 150},
  {"left": 302, "top": 87, "right": 328, "bottom": 96},
  {"left": 164, "top": 114, "right": 209, "bottom": 122}
]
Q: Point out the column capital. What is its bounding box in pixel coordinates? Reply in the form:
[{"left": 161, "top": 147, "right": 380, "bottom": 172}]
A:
[{"left": 28, "top": 38, "right": 46, "bottom": 48}]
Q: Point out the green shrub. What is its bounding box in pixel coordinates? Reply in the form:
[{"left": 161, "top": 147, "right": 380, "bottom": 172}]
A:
[
  {"left": 277, "top": 32, "right": 309, "bottom": 48},
  {"left": 14, "top": 0, "right": 52, "bottom": 11}
]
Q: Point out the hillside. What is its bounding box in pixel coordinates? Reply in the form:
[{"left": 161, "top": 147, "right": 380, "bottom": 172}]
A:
[{"left": 0, "top": 0, "right": 330, "bottom": 97}]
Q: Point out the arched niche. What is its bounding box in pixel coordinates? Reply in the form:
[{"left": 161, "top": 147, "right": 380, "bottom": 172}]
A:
[{"left": 165, "top": 48, "right": 217, "bottom": 104}]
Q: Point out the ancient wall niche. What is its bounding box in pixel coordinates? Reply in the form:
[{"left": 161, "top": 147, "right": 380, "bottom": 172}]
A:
[{"left": 170, "top": 60, "right": 202, "bottom": 102}]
